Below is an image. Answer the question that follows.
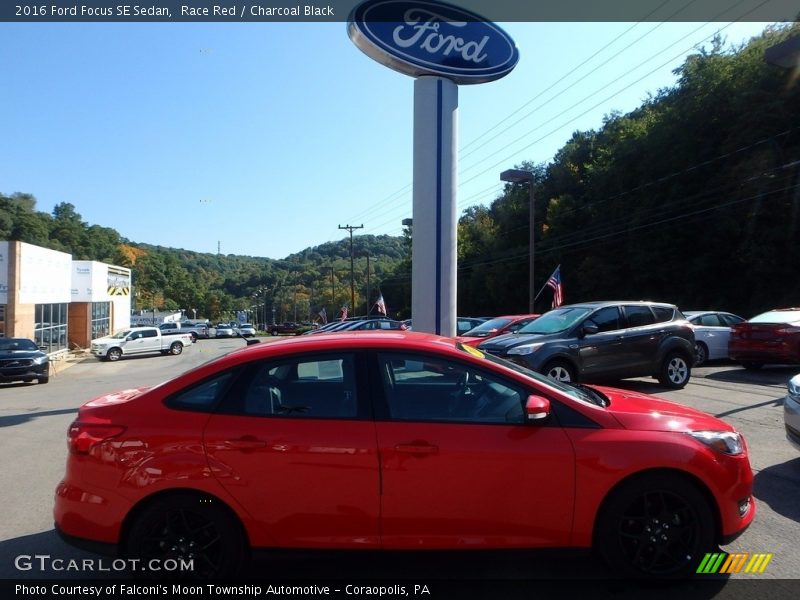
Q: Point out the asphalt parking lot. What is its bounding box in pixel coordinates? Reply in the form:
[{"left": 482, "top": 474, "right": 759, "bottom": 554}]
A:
[{"left": 0, "top": 338, "right": 798, "bottom": 595}]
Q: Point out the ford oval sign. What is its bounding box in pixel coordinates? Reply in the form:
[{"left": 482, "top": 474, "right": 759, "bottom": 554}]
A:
[{"left": 347, "top": 0, "right": 519, "bottom": 85}]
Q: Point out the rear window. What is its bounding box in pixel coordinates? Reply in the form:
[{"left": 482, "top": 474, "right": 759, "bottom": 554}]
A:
[
  {"left": 749, "top": 310, "right": 800, "bottom": 324},
  {"left": 624, "top": 306, "right": 656, "bottom": 327}
]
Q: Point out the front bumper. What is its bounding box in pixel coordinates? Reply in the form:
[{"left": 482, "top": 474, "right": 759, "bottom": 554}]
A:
[
  {"left": 0, "top": 363, "right": 48, "bottom": 382},
  {"left": 785, "top": 393, "right": 800, "bottom": 451}
]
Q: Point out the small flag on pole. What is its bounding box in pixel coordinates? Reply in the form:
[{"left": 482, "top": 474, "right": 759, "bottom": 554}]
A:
[
  {"left": 340, "top": 305, "right": 348, "bottom": 321},
  {"left": 374, "top": 293, "right": 387, "bottom": 316},
  {"left": 545, "top": 266, "right": 563, "bottom": 309},
  {"left": 318, "top": 307, "right": 327, "bottom": 324}
]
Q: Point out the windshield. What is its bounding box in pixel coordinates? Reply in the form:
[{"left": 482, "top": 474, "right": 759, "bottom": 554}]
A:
[
  {"left": 455, "top": 342, "right": 606, "bottom": 407},
  {"left": 749, "top": 310, "right": 800, "bottom": 324},
  {"left": 463, "top": 317, "right": 513, "bottom": 336},
  {"left": 517, "top": 307, "right": 592, "bottom": 335},
  {"left": 0, "top": 339, "right": 38, "bottom": 351},
  {"left": 111, "top": 330, "right": 133, "bottom": 339},
  {"left": 240, "top": 324, "right": 253, "bottom": 328}
]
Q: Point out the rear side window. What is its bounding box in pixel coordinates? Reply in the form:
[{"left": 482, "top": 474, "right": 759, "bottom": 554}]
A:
[
  {"left": 167, "top": 371, "right": 237, "bottom": 411},
  {"left": 652, "top": 306, "right": 675, "bottom": 323},
  {"left": 624, "top": 306, "right": 656, "bottom": 327},
  {"left": 698, "top": 314, "right": 724, "bottom": 327},
  {"left": 142, "top": 329, "right": 157, "bottom": 338},
  {"left": 720, "top": 314, "right": 745, "bottom": 327}
]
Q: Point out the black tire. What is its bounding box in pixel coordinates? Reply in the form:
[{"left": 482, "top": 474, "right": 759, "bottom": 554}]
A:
[
  {"left": 543, "top": 359, "right": 577, "bottom": 383},
  {"left": 38, "top": 376, "right": 49, "bottom": 384},
  {"left": 595, "top": 472, "right": 716, "bottom": 578},
  {"left": 657, "top": 353, "right": 691, "bottom": 389},
  {"left": 741, "top": 362, "right": 763, "bottom": 371},
  {"left": 694, "top": 343, "right": 708, "bottom": 367},
  {"left": 189, "top": 332, "right": 198, "bottom": 343},
  {"left": 107, "top": 348, "right": 122, "bottom": 362},
  {"left": 124, "top": 493, "right": 246, "bottom": 579},
  {"left": 169, "top": 342, "right": 183, "bottom": 356},
  {"left": 271, "top": 330, "right": 278, "bottom": 336}
]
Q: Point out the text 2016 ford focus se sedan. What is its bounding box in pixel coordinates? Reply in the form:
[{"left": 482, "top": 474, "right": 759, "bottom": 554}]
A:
[{"left": 55, "top": 332, "right": 754, "bottom": 578}]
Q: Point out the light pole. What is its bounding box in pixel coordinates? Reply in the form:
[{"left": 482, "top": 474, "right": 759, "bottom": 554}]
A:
[{"left": 500, "top": 169, "right": 536, "bottom": 313}]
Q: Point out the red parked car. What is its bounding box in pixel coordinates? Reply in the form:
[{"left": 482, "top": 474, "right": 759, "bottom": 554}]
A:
[
  {"left": 55, "top": 332, "right": 754, "bottom": 578},
  {"left": 729, "top": 308, "right": 800, "bottom": 369},
  {"left": 456, "top": 314, "right": 540, "bottom": 347}
]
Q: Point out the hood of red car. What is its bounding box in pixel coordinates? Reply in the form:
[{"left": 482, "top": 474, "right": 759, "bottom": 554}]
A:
[{"left": 595, "top": 385, "right": 734, "bottom": 433}]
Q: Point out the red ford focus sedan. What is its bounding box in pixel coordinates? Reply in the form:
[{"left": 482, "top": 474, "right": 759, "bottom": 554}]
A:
[{"left": 55, "top": 332, "right": 754, "bottom": 578}]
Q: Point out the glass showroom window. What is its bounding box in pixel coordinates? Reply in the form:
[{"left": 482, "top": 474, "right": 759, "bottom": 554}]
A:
[
  {"left": 0, "top": 305, "right": 5, "bottom": 337},
  {"left": 34, "top": 303, "right": 68, "bottom": 353},
  {"left": 91, "top": 302, "right": 111, "bottom": 340}
]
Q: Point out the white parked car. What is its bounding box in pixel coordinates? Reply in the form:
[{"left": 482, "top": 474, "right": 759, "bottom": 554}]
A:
[
  {"left": 91, "top": 327, "right": 192, "bottom": 361},
  {"left": 237, "top": 323, "right": 256, "bottom": 337},
  {"left": 683, "top": 310, "right": 745, "bottom": 366},
  {"left": 785, "top": 373, "right": 800, "bottom": 451},
  {"left": 215, "top": 324, "right": 234, "bottom": 338}
]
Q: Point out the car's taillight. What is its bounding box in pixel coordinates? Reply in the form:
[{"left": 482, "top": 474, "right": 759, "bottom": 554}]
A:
[
  {"left": 67, "top": 421, "right": 126, "bottom": 454},
  {"left": 775, "top": 327, "right": 800, "bottom": 335}
]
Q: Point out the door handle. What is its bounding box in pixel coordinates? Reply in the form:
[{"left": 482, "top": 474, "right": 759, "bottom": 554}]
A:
[
  {"left": 395, "top": 443, "right": 439, "bottom": 455},
  {"left": 225, "top": 436, "right": 267, "bottom": 450}
]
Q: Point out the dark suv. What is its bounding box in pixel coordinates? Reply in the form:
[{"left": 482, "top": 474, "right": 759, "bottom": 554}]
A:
[{"left": 478, "top": 301, "right": 695, "bottom": 389}]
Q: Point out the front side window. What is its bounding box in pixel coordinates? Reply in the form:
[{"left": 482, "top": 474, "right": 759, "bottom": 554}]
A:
[
  {"left": 378, "top": 353, "right": 525, "bottom": 424},
  {"left": 586, "top": 306, "right": 621, "bottom": 332}
]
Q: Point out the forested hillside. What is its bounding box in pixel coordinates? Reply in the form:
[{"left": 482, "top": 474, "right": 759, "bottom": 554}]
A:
[
  {"left": 0, "top": 193, "right": 405, "bottom": 322},
  {"left": 456, "top": 24, "right": 800, "bottom": 317}
]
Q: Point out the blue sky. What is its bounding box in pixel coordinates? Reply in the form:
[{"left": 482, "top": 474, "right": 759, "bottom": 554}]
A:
[{"left": 0, "top": 17, "right": 774, "bottom": 259}]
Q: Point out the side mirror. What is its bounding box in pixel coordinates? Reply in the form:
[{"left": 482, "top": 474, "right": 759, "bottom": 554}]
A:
[
  {"left": 582, "top": 323, "right": 599, "bottom": 336},
  {"left": 525, "top": 395, "right": 551, "bottom": 422}
]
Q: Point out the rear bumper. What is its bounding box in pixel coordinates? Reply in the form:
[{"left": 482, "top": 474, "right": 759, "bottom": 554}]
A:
[{"left": 55, "top": 523, "right": 117, "bottom": 556}]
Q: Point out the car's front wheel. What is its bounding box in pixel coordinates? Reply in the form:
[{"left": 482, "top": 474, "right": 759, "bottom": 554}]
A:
[
  {"left": 658, "top": 353, "right": 691, "bottom": 389},
  {"left": 38, "top": 376, "right": 49, "bottom": 384},
  {"left": 543, "top": 360, "right": 576, "bottom": 383},
  {"left": 124, "top": 493, "right": 246, "bottom": 579},
  {"left": 595, "top": 473, "right": 715, "bottom": 578},
  {"left": 107, "top": 348, "right": 122, "bottom": 362}
]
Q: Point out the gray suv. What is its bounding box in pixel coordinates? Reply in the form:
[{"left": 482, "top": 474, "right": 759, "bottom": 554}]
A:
[{"left": 478, "top": 301, "right": 696, "bottom": 389}]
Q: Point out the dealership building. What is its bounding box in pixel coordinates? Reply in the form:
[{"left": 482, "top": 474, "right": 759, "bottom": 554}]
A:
[{"left": 0, "top": 240, "right": 131, "bottom": 354}]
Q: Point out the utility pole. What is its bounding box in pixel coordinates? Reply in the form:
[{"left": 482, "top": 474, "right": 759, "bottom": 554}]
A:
[
  {"left": 364, "top": 253, "right": 371, "bottom": 316},
  {"left": 338, "top": 224, "right": 363, "bottom": 315}
]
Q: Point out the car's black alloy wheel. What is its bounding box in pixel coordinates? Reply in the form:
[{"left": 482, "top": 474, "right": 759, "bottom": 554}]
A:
[
  {"left": 596, "top": 473, "right": 715, "bottom": 578},
  {"left": 126, "top": 494, "right": 245, "bottom": 579}
]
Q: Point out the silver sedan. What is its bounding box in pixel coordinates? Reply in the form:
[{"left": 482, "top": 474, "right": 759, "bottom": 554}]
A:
[
  {"left": 786, "top": 373, "right": 800, "bottom": 452},
  {"left": 684, "top": 310, "right": 745, "bottom": 366}
]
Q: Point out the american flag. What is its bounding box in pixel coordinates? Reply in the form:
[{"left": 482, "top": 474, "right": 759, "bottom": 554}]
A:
[
  {"left": 374, "top": 293, "right": 387, "bottom": 316},
  {"left": 545, "top": 266, "right": 563, "bottom": 309},
  {"left": 340, "top": 305, "right": 348, "bottom": 321},
  {"left": 318, "top": 307, "right": 327, "bottom": 324}
]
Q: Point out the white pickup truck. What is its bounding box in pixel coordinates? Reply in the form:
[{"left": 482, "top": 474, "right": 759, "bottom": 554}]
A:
[{"left": 91, "top": 327, "right": 193, "bottom": 361}]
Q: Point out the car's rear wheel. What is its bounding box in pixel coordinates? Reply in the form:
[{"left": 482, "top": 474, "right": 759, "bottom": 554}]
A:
[
  {"left": 125, "top": 494, "right": 246, "bottom": 579},
  {"left": 543, "top": 360, "right": 576, "bottom": 383},
  {"left": 658, "top": 353, "right": 691, "bottom": 389},
  {"left": 741, "top": 362, "right": 763, "bottom": 370},
  {"left": 107, "top": 348, "right": 122, "bottom": 362},
  {"left": 595, "top": 473, "right": 715, "bottom": 578},
  {"left": 189, "top": 332, "right": 198, "bottom": 343},
  {"left": 694, "top": 343, "right": 708, "bottom": 367},
  {"left": 169, "top": 342, "right": 183, "bottom": 355}
]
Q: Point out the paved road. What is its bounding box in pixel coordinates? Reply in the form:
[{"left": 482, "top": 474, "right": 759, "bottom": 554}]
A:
[{"left": 0, "top": 342, "right": 798, "bottom": 592}]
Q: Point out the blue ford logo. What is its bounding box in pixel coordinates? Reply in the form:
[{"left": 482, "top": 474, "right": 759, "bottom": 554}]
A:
[{"left": 348, "top": 0, "right": 519, "bottom": 85}]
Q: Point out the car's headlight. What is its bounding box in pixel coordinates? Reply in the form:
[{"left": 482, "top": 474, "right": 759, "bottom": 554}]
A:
[
  {"left": 507, "top": 343, "right": 545, "bottom": 356},
  {"left": 32, "top": 356, "right": 48, "bottom": 365},
  {"left": 788, "top": 375, "right": 800, "bottom": 399},
  {"left": 688, "top": 431, "right": 743, "bottom": 455}
]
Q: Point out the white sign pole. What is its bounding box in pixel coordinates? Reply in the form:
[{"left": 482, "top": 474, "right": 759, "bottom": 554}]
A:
[{"left": 411, "top": 76, "right": 458, "bottom": 336}]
